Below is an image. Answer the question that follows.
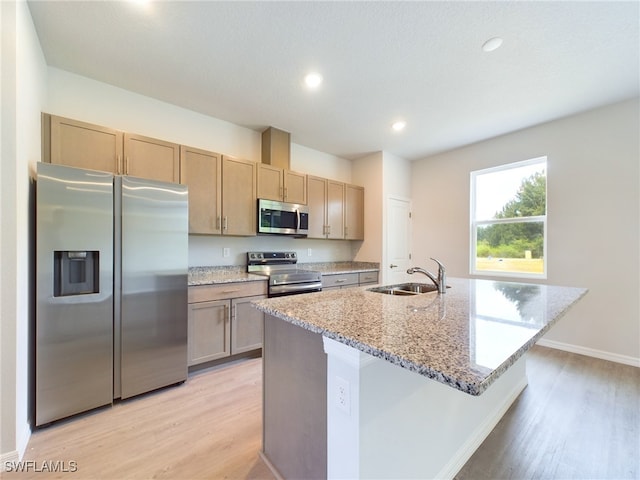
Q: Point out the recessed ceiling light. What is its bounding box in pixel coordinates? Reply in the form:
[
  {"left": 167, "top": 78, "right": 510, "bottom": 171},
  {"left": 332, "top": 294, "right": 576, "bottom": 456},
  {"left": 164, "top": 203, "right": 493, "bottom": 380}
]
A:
[
  {"left": 482, "top": 37, "right": 503, "bottom": 52},
  {"left": 304, "top": 73, "right": 323, "bottom": 89},
  {"left": 392, "top": 121, "right": 406, "bottom": 132}
]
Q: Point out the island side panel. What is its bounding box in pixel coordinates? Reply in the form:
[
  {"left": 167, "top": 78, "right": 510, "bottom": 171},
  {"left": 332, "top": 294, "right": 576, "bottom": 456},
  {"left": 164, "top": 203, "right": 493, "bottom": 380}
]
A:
[{"left": 263, "top": 314, "right": 327, "bottom": 479}]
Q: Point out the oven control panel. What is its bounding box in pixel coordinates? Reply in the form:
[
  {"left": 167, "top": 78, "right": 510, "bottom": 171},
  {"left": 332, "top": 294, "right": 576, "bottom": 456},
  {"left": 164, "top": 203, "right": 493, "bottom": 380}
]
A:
[{"left": 247, "top": 251, "right": 297, "bottom": 264}]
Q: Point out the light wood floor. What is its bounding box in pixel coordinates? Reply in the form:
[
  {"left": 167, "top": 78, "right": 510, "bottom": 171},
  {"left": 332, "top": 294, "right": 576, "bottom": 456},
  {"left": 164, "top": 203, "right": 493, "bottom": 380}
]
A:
[
  {"left": 5, "top": 346, "right": 639, "bottom": 479},
  {"left": 6, "top": 357, "right": 275, "bottom": 480},
  {"left": 456, "top": 346, "right": 640, "bottom": 480}
]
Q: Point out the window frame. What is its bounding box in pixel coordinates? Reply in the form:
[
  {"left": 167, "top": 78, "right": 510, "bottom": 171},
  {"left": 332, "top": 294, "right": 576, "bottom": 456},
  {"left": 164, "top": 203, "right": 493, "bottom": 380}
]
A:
[{"left": 469, "top": 156, "right": 547, "bottom": 280}]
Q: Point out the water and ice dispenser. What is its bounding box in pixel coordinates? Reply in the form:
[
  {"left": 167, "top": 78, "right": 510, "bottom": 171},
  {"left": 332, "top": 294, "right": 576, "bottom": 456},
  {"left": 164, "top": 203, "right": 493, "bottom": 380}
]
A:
[{"left": 53, "top": 250, "right": 100, "bottom": 296}]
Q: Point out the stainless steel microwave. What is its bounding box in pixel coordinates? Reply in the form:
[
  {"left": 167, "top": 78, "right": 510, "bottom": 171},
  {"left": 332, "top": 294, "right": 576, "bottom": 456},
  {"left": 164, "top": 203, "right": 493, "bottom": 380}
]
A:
[{"left": 258, "top": 199, "right": 309, "bottom": 236}]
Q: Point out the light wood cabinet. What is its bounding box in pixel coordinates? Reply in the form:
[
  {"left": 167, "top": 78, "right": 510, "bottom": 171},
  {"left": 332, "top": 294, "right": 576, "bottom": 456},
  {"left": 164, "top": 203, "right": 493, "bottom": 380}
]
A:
[
  {"left": 188, "top": 281, "right": 267, "bottom": 367},
  {"left": 327, "top": 180, "right": 345, "bottom": 239},
  {"left": 321, "top": 270, "right": 379, "bottom": 290},
  {"left": 180, "top": 146, "right": 222, "bottom": 234},
  {"left": 344, "top": 184, "right": 364, "bottom": 240},
  {"left": 43, "top": 114, "right": 180, "bottom": 184},
  {"left": 123, "top": 133, "right": 180, "bottom": 183},
  {"left": 222, "top": 156, "right": 257, "bottom": 236},
  {"left": 284, "top": 170, "right": 307, "bottom": 204},
  {"left": 257, "top": 164, "right": 307, "bottom": 204},
  {"left": 307, "top": 176, "right": 345, "bottom": 239},
  {"left": 44, "top": 114, "right": 124, "bottom": 173},
  {"left": 231, "top": 295, "right": 265, "bottom": 354},
  {"left": 188, "top": 299, "right": 230, "bottom": 365},
  {"left": 307, "top": 175, "right": 328, "bottom": 238}
]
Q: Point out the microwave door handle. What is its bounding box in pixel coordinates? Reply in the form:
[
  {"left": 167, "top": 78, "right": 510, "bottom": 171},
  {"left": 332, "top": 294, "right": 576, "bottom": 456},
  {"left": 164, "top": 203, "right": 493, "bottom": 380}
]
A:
[{"left": 296, "top": 209, "right": 300, "bottom": 232}]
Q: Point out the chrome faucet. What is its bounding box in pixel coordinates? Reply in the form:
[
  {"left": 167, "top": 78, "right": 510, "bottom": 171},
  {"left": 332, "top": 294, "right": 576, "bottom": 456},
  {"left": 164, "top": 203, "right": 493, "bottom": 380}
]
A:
[{"left": 407, "top": 258, "right": 447, "bottom": 294}]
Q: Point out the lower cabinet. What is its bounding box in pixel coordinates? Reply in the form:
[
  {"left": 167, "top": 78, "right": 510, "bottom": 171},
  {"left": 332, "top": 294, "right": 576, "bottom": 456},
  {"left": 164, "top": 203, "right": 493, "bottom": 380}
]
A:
[
  {"left": 231, "top": 295, "right": 265, "bottom": 354},
  {"left": 321, "top": 270, "right": 379, "bottom": 291},
  {"left": 187, "top": 281, "right": 267, "bottom": 367}
]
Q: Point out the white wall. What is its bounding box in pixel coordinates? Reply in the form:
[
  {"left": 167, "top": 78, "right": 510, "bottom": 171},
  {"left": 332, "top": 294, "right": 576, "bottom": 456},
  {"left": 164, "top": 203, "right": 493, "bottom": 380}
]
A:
[
  {"left": 411, "top": 99, "right": 640, "bottom": 363},
  {"left": 352, "top": 152, "right": 383, "bottom": 263},
  {"left": 46, "top": 68, "right": 355, "bottom": 266},
  {"left": 1, "top": 0, "right": 47, "bottom": 463}
]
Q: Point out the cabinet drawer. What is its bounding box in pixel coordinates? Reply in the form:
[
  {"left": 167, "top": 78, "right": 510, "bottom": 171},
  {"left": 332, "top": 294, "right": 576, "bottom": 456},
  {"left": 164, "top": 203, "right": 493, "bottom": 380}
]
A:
[
  {"left": 188, "top": 281, "right": 267, "bottom": 303},
  {"left": 359, "top": 271, "right": 379, "bottom": 284},
  {"left": 322, "top": 273, "right": 359, "bottom": 288}
]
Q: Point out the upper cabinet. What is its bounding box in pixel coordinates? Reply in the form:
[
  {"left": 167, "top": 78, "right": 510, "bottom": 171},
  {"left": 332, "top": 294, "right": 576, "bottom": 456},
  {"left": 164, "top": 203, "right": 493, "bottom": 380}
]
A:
[
  {"left": 257, "top": 164, "right": 307, "bottom": 204},
  {"left": 221, "top": 156, "right": 257, "bottom": 236},
  {"left": 123, "top": 133, "right": 180, "bottom": 183},
  {"left": 307, "top": 176, "right": 345, "bottom": 239},
  {"left": 180, "top": 145, "right": 222, "bottom": 235},
  {"left": 43, "top": 114, "right": 180, "bottom": 184},
  {"left": 344, "top": 184, "right": 364, "bottom": 240},
  {"left": 44, "top": 114, "right": 123, "bottom": 173},
  {"left": 42, "top": 114, "right": 364, "bottom": 240}
]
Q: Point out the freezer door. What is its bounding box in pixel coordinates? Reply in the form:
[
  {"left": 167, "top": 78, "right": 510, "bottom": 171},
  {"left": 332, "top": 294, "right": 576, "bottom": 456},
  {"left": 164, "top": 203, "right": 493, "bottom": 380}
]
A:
[
  {"left": 118, "top": 176, "right": 188, "bottom": 399},
  {"left": 36, "top": 163, "right": 114, "bottom": 426}
]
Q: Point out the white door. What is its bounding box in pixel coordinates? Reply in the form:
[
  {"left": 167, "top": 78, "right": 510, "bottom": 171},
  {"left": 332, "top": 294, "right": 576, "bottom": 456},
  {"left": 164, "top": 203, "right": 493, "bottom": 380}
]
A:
[{"left": 385, "top": 196, "right": 412, "bottom": 284}]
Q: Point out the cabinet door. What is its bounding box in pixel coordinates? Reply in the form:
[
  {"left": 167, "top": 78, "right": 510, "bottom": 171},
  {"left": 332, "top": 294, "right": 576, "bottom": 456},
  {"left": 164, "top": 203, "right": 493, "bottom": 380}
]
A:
[
  {"left": 257, "top": 164, "right": 284, "bottom": 201},
  {"left": 180, "top": 146, "right": 222, "bottom": 234},
  {"left": 327, "top": 180, "right": 345, "bottom": 239},
  {"left": 345, "top": 184, "right": 364, "bottom": 240},
  {"left": 221, "top": 156, "right": 257, "bottom": 236},
  {"left": 48, "top": 115, "right": 123, "bottom": 173},
  {"left": 307, "top": 175, "right": 327, "bottom": 239},
  {"left": 231, "top": 295, "right": 265, "bottom": 354},
  {"left": 187, "top": 300, "right": 230, "bottom": 366},
  {"left": 284, "top": 170, "right": 307, "bottom": 204},
  {"left": 124, "top": 133, "right": 180, "bottom": 183}
]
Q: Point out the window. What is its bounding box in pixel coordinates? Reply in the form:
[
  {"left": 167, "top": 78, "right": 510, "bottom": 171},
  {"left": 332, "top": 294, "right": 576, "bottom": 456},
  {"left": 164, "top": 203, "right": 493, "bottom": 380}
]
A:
[{"left": 470, "top": 157, "right": 547, "bottom": 278}]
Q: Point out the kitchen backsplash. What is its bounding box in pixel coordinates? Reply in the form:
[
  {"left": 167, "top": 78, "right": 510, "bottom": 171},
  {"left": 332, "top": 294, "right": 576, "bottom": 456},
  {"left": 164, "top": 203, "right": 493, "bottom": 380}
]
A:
[{"left": 188, "top": 235, "right": 355, "bottom": 267}]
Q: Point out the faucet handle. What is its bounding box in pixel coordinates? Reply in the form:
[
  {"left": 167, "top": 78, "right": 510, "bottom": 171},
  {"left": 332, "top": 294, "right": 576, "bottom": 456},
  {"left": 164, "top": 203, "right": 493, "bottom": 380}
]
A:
[{"left": 430, "top": 257, "right": 445, "bottom": 271}]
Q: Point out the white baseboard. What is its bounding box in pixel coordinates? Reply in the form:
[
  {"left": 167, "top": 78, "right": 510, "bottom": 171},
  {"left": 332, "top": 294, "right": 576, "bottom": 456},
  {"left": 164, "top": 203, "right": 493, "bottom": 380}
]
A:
[
  {"left": 536, "top": 339, "right": 640, "bottom": 368},
  {"left": 1, "top": 424, "right": 31, "bottom": 472},
  {"left": 17, "top": 423, "right": 31, "bottom": 460}
]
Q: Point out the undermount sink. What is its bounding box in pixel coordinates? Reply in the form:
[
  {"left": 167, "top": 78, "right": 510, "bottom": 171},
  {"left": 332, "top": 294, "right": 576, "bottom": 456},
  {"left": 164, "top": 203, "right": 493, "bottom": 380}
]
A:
[{"left": 367, "top": 282, "right": 440, "bottom": 296}]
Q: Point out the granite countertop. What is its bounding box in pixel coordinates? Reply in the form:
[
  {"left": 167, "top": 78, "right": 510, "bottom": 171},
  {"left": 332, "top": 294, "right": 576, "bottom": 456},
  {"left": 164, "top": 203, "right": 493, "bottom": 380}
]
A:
[
  {"left": 253, "top": 277, "right": 587, "bottom": 396},
  {"left": 189, "top": 262, "right": 379, "bottom": 286},
  {"left": 188, "top": 266, "right": 267, "bottom": 286},
  {"left": 298, "top": 261, "right": 380, "bottom": 275}
]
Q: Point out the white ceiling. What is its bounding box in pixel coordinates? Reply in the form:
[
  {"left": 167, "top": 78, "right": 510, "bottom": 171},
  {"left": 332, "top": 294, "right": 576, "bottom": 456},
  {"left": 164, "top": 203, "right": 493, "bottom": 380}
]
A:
[{"left": 27, "top": 1, "right": 639, "bottom": 161}]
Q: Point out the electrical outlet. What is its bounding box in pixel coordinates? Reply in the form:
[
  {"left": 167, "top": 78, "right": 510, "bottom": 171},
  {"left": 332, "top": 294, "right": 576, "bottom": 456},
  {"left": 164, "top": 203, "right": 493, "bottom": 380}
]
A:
[
  {"left": 223, "top": 247, "right": 230, "bottom": 258},
  {"left": 335, "top": 376, "right": 350, "bottom": 415},
  {"left": 307, "top": 248, "right": 313, "bottom": 257}
]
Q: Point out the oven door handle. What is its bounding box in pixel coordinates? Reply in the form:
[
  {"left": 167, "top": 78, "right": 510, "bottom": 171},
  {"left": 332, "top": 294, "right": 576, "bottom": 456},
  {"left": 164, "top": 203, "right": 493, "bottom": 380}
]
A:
[{"left": 270, "top": 282, "right": 323, "bottom": 295}]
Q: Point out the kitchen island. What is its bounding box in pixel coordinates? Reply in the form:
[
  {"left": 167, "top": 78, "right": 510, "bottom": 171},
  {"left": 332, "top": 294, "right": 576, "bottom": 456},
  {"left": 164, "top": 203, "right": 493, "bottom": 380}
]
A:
[{"left": 252, "top": 277, "right": 587, "bottom": 479}]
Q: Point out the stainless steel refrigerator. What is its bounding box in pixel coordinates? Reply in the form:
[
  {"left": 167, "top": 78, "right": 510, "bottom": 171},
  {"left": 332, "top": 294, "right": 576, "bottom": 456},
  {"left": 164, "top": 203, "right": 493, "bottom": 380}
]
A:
[{"left": 35, "top": 162, "right": 188, "bottom": 426}]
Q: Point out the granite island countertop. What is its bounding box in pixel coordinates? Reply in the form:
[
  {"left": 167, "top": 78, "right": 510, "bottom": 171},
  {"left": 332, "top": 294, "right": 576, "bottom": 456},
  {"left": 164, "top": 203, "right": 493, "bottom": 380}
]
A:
[{"left": 253, "top": 277, "right": 587, "bottom": 395}]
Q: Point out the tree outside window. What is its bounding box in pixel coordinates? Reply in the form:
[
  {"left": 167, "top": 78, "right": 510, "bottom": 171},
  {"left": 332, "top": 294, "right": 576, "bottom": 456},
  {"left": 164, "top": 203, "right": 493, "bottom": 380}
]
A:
[{"left": 470, "top": 157, "right": 547, "bottom": 278}]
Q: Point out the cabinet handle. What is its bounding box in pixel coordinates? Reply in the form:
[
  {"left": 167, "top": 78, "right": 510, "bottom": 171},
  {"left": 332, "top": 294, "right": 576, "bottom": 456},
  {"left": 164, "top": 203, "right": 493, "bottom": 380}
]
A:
[
  {"left": 221, "top": 289, "right": 241, "bottom": 294},
  {"left": 117, "top": 154, "right": 121, "bottom": 175},
  {"left": 223, "top": 216, "right": 228, "bottom": 231},
  {"left": 216, "top": 216, "right": 221, "bottom": 231},
  {"left": 335, "top": 279, "right": 346, "bottom": 284},
  {"left": 125, "top": 156, "right": 130, "bottom": 174},
  {"left": 344, "top": 226, "right": 348, "bottom": 237},
  {"left": 390, "top": 264, "right": 398, "bottom": 269},
  {"left": 279, "top": 187, "right": 284, "bottom": 199},
  {"left": 283, "top": 187, "right": 288, "bottom": 200}
]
